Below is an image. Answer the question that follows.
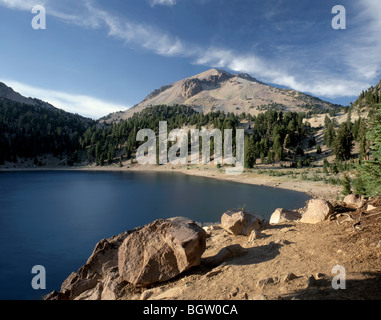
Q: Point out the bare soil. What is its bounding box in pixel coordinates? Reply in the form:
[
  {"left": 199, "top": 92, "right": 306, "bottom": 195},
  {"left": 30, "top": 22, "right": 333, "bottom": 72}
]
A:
[{"left": 126, "top": 200, "right": 381, "bottom": 300}]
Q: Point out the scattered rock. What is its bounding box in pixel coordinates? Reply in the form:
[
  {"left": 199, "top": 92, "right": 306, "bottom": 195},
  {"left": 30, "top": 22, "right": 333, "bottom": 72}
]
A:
[
  {"left": 247, "top": 229, "right": 266, "bottom": 242},
  {"left": 221, "top": 210, "right": 262, "bottom": 236},
  {"left": 118, "top": 218, "right": 207, "bottom": 287},
  {"left": 367, "top": 204, "right": 377, "bottom": 212},
  {"left": 203, "top": 244, "right": 248, "bottom": 267},
  {"left": 280, "top": 273, "right": 298, "bottom": 283},
  {"left": 269, "top": 208, "right": 301, "bottom": 225},
  {"left": 344, "top": 194, "right": 366, "bottom": 208},
  {"left": 300, "top": 199, "right": 334, "bottom": 224},
  {"left": 203, "top": 225, "right": 222, "bottom": 232},
  {"left": 257, "top": 277, "right": 275, "bottom": 288}
]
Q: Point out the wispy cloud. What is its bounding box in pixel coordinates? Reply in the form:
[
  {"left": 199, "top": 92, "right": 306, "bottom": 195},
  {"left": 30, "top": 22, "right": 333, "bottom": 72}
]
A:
[
  {"left": 1, "top": 80, "right": 128, "bottom": 119},
  {"left": 193, "top": 46, "right": 368, "bottom": 98},
  {"left": 1, "top": 0, "right": 380, "bottom": 101},
  {"left": 341, "top": 0, "right": 381, "bottom": 81},
  {"left": 150, "top": 0, "right": 177, "bottom": 7},
  {"left": 84, "top": 4, "right": 188, "bottom": 57}
]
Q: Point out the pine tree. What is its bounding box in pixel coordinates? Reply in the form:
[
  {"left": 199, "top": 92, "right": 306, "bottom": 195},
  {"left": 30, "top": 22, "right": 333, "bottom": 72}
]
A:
[
  {"left": 358, "top": 118, "right": 370, "bottom": 160},
  {"left": 333, "top": 122, "right": 354, "bottom": 161},
  {"left": 356, "top": 104, "right": 381, "bottom": 196},
  {"left": 244, "top": 135, "right": 256, "bottom": 168},
  {"left": 342, "top": 174, "right": 352, "bottom": 196},
  {"left": 324, "top": 122, "right": 336, "bottom": 147}
]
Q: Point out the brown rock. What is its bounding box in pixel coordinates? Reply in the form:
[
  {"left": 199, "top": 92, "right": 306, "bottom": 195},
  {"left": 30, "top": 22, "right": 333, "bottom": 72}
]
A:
[
  {"left": 45, "top": 229, "right": 136, "bottom": 300},
  {"left": 118, "top": 218, "right": 206, "bottom": 287},
  {"left": 269, "top": 208, "right": 301, "bottom": 225},
  {"left": 247, "top": 229, "right": 265, "bottom": 242},
  {"left": 300, "top": 199, "right": 334, "bottom": 224},
  {"left": 280, "top": 273, "right": 298, "bottom": 283},
  {"left": 221, "top": 210, "right": 262, "bottom": 236},
  {"left": 367, "top": 204, "right": 377, "bottom": 211},
  {"left": 343, "top": 194, "right": 366, "bottom": 208},
  {"left": 257, "top": 277, "right": 275, "bottom": 288}
]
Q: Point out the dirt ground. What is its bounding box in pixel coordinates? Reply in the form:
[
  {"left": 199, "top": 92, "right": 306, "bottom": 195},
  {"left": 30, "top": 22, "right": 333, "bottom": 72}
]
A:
[{"left": 125, "top": 200, "right": 381, "bottom": 301}]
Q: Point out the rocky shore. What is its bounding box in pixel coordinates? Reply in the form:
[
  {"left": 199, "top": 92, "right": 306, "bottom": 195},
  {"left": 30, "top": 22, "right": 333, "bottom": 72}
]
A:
[{"left": 45, "top": 195, "right": 381, "bottom": 300}]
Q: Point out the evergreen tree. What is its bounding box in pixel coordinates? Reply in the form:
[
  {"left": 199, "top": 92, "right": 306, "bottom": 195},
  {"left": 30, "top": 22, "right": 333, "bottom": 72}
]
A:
[
  {"left": 244, "top": 136, "right": 256, "bottom": 169},
  {"left": 358, "top": 118, "right": 370, "bottom": 160},
  {"left": 342, "top": 174, "right": 352, "bottom": 196},
  {"left": 324, "top": 122, "right": 336, "bottom": 147},
  {"left": 356, "top": 104, "right": 381, "bottom": 196},
  {"left": 333, "top": 122, "right": 354, "bottom": 161}
]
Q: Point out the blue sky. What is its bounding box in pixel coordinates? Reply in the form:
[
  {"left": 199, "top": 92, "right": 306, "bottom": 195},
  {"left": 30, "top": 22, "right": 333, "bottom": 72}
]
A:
[{"left": 0, "top": 0, "right": 380, "bottom": 119}]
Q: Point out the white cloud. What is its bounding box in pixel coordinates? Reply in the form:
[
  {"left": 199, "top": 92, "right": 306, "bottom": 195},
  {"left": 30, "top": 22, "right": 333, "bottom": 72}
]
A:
[
  {"left": 1, "top": 0, "right": 380, "bottom": 102},
  {"left": 150, "top": 0, "right": 177, "bottom": 7},
  {"left": 0, "top": 0, "right": 46, "bottom": 10},
  {"left": 1, "top": 80, "right": 128, "bottom": 119}
]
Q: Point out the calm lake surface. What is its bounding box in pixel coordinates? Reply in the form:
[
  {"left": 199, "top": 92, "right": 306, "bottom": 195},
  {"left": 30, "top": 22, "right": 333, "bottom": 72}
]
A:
[{"left": 0, "top": 170, "right": 310, "bottom": 300}]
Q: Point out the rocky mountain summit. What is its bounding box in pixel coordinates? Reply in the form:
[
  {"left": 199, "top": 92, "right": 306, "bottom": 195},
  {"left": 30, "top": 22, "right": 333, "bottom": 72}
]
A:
[
  {"left": 45, "top": 196, "right": 381, "bottom": 300},
  {"left": 106, "top": 68, "right": 339, "bottom": 122}
]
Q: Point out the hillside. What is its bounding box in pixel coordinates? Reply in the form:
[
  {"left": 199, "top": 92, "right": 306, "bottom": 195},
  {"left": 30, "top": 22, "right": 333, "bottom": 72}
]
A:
[
  {"left": 105, "top": 69, "right": 341, "bottom": 123},
  {"left": 0, "top": 82, "right": 94, "bottom": 165},
  {"left": 0, "top": 82, "right": 56, "bottom": 110}
]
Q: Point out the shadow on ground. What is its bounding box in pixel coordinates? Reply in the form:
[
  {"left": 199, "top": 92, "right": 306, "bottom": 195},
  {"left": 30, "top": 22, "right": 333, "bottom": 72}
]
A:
[{"left": 282, "top": 271, "right": 381, "bottom": 300}]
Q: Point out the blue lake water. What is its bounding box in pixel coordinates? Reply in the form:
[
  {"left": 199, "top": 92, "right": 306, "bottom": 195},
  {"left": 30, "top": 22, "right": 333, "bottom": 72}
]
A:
[{"left": 0, "top": 170, "right": 310, "bottom": 300}]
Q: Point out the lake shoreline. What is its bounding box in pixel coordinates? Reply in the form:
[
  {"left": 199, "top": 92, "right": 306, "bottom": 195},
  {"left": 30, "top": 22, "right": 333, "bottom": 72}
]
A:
[{"left": 0, "top": 162, "right": 342, "bottom": 202}]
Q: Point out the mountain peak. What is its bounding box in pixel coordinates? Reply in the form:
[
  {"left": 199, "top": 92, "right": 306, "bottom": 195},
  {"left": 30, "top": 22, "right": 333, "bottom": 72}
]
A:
[
  {"left": 104, "top": 69, "right": 339, "bottom": 122},
  {"left": 191, "top": 68, "right": 232, "bottom": 80}
]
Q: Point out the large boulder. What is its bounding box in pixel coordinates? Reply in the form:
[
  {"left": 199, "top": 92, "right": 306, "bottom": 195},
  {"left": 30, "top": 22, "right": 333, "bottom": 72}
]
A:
[
  {"left": 343, "top": 194, "right": 366, "bottom": 208},
  {"left": 118, "top": 217, "right": 206, "bottom": 287},
  {"left": 300, "top": 199, "right": 334, "bottom": 224},
  {"left": 269, "top": 208, "right": 301, "bottom": 225},
  {"left": 45, "top": 229, "right": 135, "bottom": 300},
  {"left": 221, "top": 210, "right": 262, "bottom": 236}
]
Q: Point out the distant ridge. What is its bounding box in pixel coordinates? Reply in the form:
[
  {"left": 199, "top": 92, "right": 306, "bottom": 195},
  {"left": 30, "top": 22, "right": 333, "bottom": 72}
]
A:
[{"left": 0, "top": 82, "right": 56, "bottom": 110}]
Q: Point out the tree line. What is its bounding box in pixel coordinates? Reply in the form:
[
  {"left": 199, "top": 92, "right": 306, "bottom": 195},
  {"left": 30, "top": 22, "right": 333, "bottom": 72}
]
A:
[{"left": 0, "top": 99, "right": 93, "bottom": 165}]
